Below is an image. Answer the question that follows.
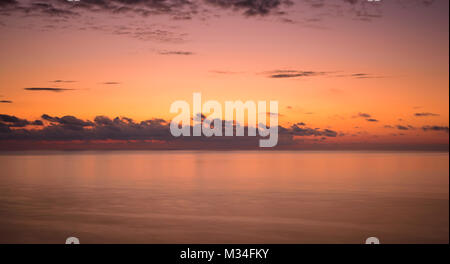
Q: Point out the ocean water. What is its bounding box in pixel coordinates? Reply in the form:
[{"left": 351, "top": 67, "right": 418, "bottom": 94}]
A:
[{"left": 0, "top": 151, "right": 448, "bottom": 244}]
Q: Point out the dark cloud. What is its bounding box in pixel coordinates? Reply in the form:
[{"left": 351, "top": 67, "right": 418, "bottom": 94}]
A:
[
  {"left": 77, "top": 24, "right": 187, "bottom": 43},
  {"left": 0, "top": 0, "right": 404, "bottom": 49},
  {"left": 1, "top": 1, "right": 193, "bottom": 42},
  {"left": 422, "top": 126, "right": 449, "bottom": 133},
  {"left": 266, "top": 70, "right": 327, "bottom": 78},
  {"left": 415, "top": 112, "right": 440, "bottom": 117},
  {"left": 0, "top": 114, "right": 29, "bottom": 127},
  {"left": 0, "top": 0, "right": 16, "bottom": 7},
  {"left": 351, "top": 73, "right": 369, "bottom": 77},
  {"left": 31, "top": 2, "right": 78, "bottom": 17},
  {"left": 76, "top": 0, "right": 198, "bottom": 18},
  {"left": 289, "top": 0, "right": 393, "bottom": 26},
  {"left": 388, "top": 124, "right": 415, "bottom": 131},
  {"left": 266, "top": 71, "right": 383, "bottom": 80},
  {"left": 0, "top": 114, "right": 172, "bottom": 141},
  {"left": 358, "top": 112, "right": 371, "bottom": 118},
  {"left": 159, "top": 50, "right": 194, "bottom": 55},
  {"left": 31, "top": 120, "right": 43, "bottom": 126},
  {"left": 396, "top": 125, "right": 409, "bottom": 130},
  {"left": 338, "top": 73, "right": 383, "bottom": 79},
  {"left": 115, "top": 27, "right": 187, "bottom": 42},
  {"left": 0, "top": 113, "right": 341, "bottom": 146},
  {"left": 0, "top": 114, "right": 43, "bottom": 128},
  {"left": 1, "top": 0, "right": 194, "bottom": 17},
  {"left": 102, "top": 82, "right": 120, "bottom": 85},
  {"left": 0, "top": 100, "right": 12, "bottom": 103},
  {"left": 42, "top": 114, "right": 94, "bottom": 130},
  {"left": 352, "top": 73, "right": 375, "bottom": 79},
  {"left": 204, "top": 0, "right": 293, "bottom": 16},
  {"left": 1, "top": 0, "right": 435, "bottom": 33},
  {"left": 51, "top": 80, "right": 76, "bottom": 83},
  {"left": 0, "top": 1, "right": 77, "bottom": 17},
  {"left": 354, "top": 112, "right": 378, "bottom": 122},
  {"left": 289, "top": 124, "right": 337, "bottom": 137},
  {"left": 24, "top": 87, "right": 74, "bottom": 92},
  {"left": 1, "top": 113, "right": 447, "bottom": 150},
  {"left": 1, "top": 0, "right": 291, "bottom": 20},
  {"left": 335, "top": 72, "right": 386, "bottom": 79}
]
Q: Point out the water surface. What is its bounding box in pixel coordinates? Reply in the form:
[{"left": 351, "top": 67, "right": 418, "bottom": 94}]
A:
[{"left": 0, "top": 151, "right": 448, "bottom": 243}]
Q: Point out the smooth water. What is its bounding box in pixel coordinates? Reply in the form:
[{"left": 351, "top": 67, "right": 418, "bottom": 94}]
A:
[{"left": 0, "top": 151, "right": 448, "bottom": 243}]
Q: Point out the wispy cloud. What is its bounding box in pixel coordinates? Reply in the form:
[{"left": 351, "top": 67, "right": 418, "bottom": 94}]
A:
[
  {"left": 335, "top": 73, "right": 386, "bottom": 79},
  {"left": 51, "top": 80, "right": 76, "bottom": 83},
  {"left": 24, "top": 87, "right": 74, "bottom": 92},
  {"left": 396, "top": 125, "right": 410, "bottom": 130},
  {"left": 350, "top": 73, "right": 384, "bottom": 79},
  {"left": 159, "top": 50, "right": 194, "bottom": 55},
  {"left": 358, "top": 112, "right": 371, "bottom": 118},
  {"left": 353, "top": 112, "right": 379, "bottom": 123},
  {"left": 265, "top": 70, "right": 328, "bottom": 79},
  {"left": 290, "top": 124, "right": 338, "bottom": 137},
  {"left": 422, "top": 126, "right": 449, "bottom": 133},
  {"left": 266, "top": 70, "right": 385, "bottom": 79},
  {"left": 415, "top": 112, "right": 440, "bottom": 117},
  {"left": 210, "top": 70, "right": 243, "bottom": 75}
]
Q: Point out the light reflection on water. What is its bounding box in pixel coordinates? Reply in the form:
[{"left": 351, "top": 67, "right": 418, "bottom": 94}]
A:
[{"left": 0, "top": 151, "right": 448, "bottom": 243}]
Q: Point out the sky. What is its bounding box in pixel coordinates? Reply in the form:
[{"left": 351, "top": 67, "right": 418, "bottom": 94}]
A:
[{"left": 0, "top": 0, "right": 448, "bottom": 150}]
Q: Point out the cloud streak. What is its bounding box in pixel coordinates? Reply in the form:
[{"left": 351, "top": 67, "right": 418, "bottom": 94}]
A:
[
  {"left": 24, "top": 87, "right": 74, "bottom": 92},
  {"left": 422, "top": 126, "right": 449, "bottom": 133},
  {"left": 415, "top": 112, "right": 440, "bottom": 117},
  {"left": 51, "top": 80, "right": 76, "bottom": 83},
  {"left": 352, "top": 112, "right": 380, "bottom": 122},
  {"left": 358, "top": 113, "right": 371, "bottom": 118},
  {"left": 159, "top": 50, "right": 195, "bottom": 55},
  {"left": 266, "top": 70, "right": 327, "bottom": 78}
]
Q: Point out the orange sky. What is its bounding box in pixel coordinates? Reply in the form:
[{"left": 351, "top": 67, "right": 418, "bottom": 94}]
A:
[{"left": 0, "top": 0, "right": 448, "bottom": 148}]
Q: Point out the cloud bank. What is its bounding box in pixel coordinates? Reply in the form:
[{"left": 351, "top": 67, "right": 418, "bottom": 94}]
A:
[{"left": 0, "top": 113, "right": 341, "bottom": 148}]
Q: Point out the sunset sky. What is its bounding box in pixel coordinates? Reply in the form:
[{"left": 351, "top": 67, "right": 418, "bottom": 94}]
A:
[{"left": 0, "top": 0, "right": 448, "bottom": 149}]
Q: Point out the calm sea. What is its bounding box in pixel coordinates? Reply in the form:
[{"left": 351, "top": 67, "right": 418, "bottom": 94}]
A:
[{"left": 0, "top": 151, "right": 448, "bottom": 243}]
